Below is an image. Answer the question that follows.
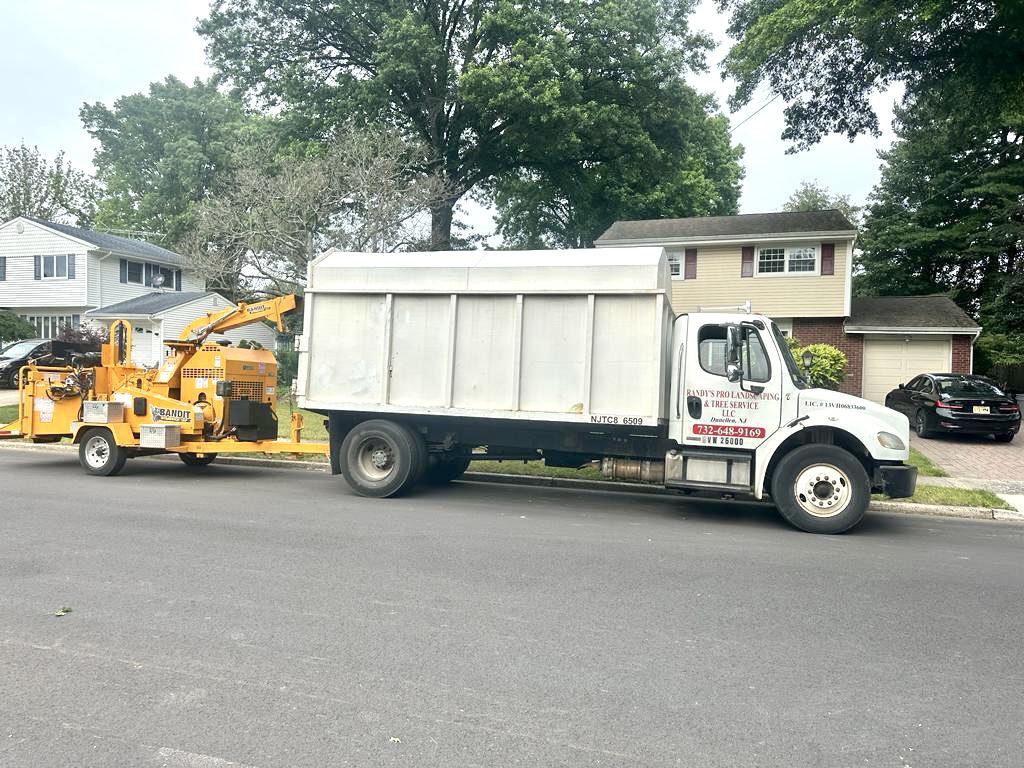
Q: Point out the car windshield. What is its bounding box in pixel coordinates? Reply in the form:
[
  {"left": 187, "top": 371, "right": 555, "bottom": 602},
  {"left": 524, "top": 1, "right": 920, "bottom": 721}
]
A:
[
  {"left": 936, "top": 377, "right": 1005, "bottom": 397},
  {"left": 772, "top": 322, "right": 808, "bottom": 389},
  {"left": 0, "top": 341, "right": 43, "bottom": 359}
]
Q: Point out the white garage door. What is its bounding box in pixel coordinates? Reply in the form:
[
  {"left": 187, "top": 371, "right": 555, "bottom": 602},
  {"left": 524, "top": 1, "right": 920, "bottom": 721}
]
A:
[{"left": 863, "top": 336, "right": 952, "bottom": 403}]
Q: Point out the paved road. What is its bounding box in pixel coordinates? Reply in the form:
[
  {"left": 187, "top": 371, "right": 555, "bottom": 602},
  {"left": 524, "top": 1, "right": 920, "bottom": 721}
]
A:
[{"left": 2, "top": 450, "right": 1022, "bottom": 768}]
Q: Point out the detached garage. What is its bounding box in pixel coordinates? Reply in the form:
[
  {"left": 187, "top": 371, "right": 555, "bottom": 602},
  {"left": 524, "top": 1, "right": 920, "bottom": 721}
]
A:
[{"left": 846, "top": 296, "right": 980, "bottom": 403}]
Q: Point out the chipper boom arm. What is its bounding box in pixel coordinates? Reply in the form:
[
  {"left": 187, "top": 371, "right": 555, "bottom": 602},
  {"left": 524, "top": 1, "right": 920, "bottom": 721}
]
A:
[{"left": 175, "top": 295, "right": 298, "bottom": 347}]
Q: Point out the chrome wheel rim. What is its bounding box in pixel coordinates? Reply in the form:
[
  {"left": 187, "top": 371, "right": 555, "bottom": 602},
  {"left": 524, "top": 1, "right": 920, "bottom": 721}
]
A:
[
  {"left": 84, "top": 436, "right": 111, "bottom": 469},
  {"left": 357, "top": 438, "right": 395, "bottom": 481},
  {"left": 916, "top": 412, "right": 926, "bottom": 433},
  {"left": 793, "top": 463, "right": 852, "bottom": 518}
]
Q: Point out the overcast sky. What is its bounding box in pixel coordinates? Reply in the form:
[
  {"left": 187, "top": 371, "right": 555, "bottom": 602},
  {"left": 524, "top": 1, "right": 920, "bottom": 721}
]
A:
[{"left": 0, "top": 0, "right": 899, "bottom": 237}]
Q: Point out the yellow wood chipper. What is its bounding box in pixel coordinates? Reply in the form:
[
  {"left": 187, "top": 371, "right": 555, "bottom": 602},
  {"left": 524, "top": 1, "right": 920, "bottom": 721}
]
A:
[{"left": 0, "top": 294, "right": 328, "bottom": 475}]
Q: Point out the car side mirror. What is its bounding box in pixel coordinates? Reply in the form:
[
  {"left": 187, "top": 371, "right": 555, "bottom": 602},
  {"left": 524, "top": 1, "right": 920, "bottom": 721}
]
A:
[{"left": 898, "top": 383, "right": 905, "bottom": 389}]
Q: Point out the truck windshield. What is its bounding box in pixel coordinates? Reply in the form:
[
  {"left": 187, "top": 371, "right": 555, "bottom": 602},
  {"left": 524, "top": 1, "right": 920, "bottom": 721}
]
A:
[{"left": 772, "top": 323, "right": 809, "bottom": 389}]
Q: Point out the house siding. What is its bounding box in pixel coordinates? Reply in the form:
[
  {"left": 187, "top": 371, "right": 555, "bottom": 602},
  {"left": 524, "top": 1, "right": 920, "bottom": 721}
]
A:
[
  {"left": 666, "top": 240, "right": 851, "bottom": 318},
  {"left": 0, "top": 219, "right": 89, "bottom": 308},
  {"left": 90, "top": 252, "right": 203, "bottom": 307}
]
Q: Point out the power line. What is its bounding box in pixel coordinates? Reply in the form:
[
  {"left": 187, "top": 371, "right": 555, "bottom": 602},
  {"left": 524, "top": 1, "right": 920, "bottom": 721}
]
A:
[{"left": 730, "top": 94, "right": 780, "bottom": 134}]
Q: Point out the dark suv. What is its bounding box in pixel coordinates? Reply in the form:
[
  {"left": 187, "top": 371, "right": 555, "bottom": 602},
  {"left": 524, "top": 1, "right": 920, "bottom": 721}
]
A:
[{"left": 0, "top": 339, "right": 98, "bottom": 388}]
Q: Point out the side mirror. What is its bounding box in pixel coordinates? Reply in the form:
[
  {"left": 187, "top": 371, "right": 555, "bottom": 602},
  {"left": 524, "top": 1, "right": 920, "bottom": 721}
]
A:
[
  {"left": 726, "top": 362, "right": 742, "bottom": 383},
  {"left": 898, "top": 383, "right": 905, "bottom": 389}
]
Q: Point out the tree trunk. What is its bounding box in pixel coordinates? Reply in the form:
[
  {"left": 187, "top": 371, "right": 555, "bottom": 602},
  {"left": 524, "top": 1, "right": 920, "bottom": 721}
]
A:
[{"left": 430, "top": 195, "right": 457, "bottom": 250}]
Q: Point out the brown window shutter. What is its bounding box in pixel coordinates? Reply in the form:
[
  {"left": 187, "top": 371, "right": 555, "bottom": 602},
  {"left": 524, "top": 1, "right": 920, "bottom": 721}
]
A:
[
  {"left": 741, "top": 246, "right": 754, "bottom": 278},
  {"left": 821, "top": 243, "right": 835, "bottom": 275},
  {"left": 684, "top": 248, "right": 697, "bottom": 280}
]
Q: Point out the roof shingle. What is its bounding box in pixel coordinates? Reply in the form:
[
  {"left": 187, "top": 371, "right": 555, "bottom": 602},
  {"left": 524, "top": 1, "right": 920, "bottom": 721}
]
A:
[
  {"left": 86, "top": 292, "right": 213, "bottom": 317},
  {"left": 847, "top": 296, "right": 980, "bottom": 330},
  {"left": 24, "top": 217, "right": 187, "bottom": 267},
  {"left": 596, "top": 210, "right": 857, "bottom": 242}
]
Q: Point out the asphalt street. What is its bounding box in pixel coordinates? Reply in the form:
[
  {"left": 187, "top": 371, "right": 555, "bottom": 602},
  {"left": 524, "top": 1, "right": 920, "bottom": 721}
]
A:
[{"left": 1, "top": 449, "right": 1022, "bottom": 768}]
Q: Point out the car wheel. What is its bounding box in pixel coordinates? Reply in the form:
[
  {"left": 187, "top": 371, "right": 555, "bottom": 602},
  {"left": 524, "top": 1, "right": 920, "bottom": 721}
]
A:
[
  {"left": 179, "top": 452, "right": 218, "bottom": 467},
  {"left": 770, "top": 444, "right": 870, "bottom": 534},
  {"left": 339, "top": 419, "right": 424, "bottom": 498},
  {"left": 78, "top": 428, "right": 128, "bottom": 477},
  {"left": 994, "top": 433, "right": 1015, "bottom": 443},
  {"left": 6, "top": 368, "right": 19, "bottom": 388},
  {"left": 914, "top": 409, "right": 933, "bottom": 438}
]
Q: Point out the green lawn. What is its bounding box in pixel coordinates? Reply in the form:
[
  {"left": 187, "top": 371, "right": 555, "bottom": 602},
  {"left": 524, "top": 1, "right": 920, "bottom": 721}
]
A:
[
  {"left": 274, "top": 398, "right": 329, "bottom": 441},
  {"left": 908, "top": 447, "right": 948, "bottom": 477},
  {"left": 0, "top": 404, "right": 17, "bottom": 425},
  {"left": 874, "top": 486, "right": 1011, "bottom": 510}
]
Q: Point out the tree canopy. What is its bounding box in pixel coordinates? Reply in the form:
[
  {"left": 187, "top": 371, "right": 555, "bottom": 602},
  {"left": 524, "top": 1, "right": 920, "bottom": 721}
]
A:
[
  {"left": 0, "top": 143, "right": 97, "bottom": 225},
  {"left": 0, "top": 311, "right": 36, "bottom": 344},
  {"left": 80, "top": 76, "right": 250, "bottom": 248},
  {"left": 855, "top": 102, "right": 1024, "bottom": 328},
  {"left": 717, "top": 0, "right": 1024, "bottom": 150},
  {"left": 783, "top": 181, "right": 861, "bottom": 227},
  {"left": 198, "top": 0, "right": 740, "bottom": 248}
]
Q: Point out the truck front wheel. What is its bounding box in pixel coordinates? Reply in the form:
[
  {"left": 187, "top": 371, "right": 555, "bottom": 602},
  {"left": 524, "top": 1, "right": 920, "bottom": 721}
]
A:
[
  {"left": 339, "top": 420, "right": 424, "bottom": 497},
  {"left": 771, "top": 444, "right": 870, "bottom": 534},
  {"left": 79, "top": 428, "right": 128, "bottom": 477}
]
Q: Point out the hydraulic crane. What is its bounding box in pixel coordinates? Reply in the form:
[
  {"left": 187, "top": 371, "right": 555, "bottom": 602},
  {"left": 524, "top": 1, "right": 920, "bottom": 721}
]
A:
[{"left": 0, "top": 295, "right": 328, "bottom": 475}]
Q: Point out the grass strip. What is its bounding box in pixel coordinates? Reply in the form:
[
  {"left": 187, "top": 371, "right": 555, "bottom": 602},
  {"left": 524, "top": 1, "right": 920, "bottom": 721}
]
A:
[{"left": 908, "top": 447, "right": 948, "bottom": 477}]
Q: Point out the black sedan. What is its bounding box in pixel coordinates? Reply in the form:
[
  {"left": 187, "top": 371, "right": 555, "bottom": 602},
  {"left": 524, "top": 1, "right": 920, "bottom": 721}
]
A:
[{"left": 885, "top": 374, "right": 1021, "bottom": 442}]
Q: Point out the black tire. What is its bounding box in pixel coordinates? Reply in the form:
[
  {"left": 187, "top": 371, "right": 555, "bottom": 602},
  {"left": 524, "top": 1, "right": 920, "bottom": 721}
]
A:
[
  {"left": 422, "top": 453, "right": 472, "bottom": 485},
  {"left": 6, "top": 368, "right": 19, "bottom": 388},
  {"left": 914, "top": 409, "right": 933, "bottom": 438},
  {"left": 339, "top": 419, "right": 424, "bottom": 497},
  {"left": 770, "top": 444, "right": 870, "bottom": 534},
  {"left": 179, "top": 452, "right": 218, "bottom": 467},
  {"left": 994, "top": 432, "right": 1015, "bottom": 443},
  {"left": 78, "top": 428, "right": 127, "bottom": 477}
]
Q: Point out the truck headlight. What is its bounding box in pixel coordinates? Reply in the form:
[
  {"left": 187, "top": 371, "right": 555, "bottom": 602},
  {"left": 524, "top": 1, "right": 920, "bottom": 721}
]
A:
[{"left": 877, "top": 431, "right": 906, "bottom": 451}]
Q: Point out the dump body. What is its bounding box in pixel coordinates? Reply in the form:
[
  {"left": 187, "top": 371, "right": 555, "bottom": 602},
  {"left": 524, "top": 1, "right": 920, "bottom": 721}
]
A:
[{"left": 297, "top": 249, "right": 674, "bottom": 427}]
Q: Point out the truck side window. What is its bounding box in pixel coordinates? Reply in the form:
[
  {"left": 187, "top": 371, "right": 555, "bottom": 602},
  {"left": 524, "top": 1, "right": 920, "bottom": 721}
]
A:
[{"left": 697, "top": 325, "right": 771, "bottom": 383}]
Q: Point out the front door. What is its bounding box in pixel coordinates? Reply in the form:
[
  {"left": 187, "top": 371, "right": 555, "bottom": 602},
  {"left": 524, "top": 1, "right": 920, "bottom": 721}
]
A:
[{"left": 680, "top": 319, "right": 784, "bottom": 452}]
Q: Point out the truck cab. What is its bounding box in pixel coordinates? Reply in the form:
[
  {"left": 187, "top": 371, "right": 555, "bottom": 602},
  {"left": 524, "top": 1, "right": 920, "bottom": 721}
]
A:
[{"left": 660, "top": 312, "right": 916, "bottom": 531}]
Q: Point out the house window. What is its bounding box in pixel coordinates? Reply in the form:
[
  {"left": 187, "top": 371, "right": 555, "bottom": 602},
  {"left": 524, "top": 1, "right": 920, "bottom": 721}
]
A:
[
  {"left": 667, "top": 253, "right": 681, "bottom": 278},
  {"left": 121, "top": 258, "right": 182, "bottom": 290},
  {"left": 42, "top": 255, "right": 67, "bottom": 278},
  {"left": 756, "top": 245, "right": 817, "bottom": 275},
  {"left": 22, "top": 314, "right": 78, "bottom": 339}
]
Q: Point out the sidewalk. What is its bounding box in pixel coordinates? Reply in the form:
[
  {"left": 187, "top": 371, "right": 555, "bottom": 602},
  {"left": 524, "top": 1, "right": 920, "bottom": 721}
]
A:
[{"left": 0, "top": 389, "right": 18, "bottom": 406}]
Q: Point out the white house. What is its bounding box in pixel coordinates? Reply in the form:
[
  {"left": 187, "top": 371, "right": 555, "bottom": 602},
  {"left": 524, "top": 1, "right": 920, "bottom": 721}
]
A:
[
  {"left": 0, "top": 216, "right": 203, "bottom": 337},
  {"left": 85, "top": 291, "right": 279, "bottom": 367}
]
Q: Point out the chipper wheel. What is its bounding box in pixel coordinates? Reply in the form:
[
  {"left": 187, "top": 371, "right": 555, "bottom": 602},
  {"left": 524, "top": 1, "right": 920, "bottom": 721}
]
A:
[{"left": 78, "top": 427, "right": 128, "bottom": 477}]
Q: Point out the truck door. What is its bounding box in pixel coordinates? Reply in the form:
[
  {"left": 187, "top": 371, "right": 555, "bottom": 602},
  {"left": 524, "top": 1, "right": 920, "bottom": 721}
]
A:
[{"left": 680, "top": 319, "right": 783, "bottom": 452}]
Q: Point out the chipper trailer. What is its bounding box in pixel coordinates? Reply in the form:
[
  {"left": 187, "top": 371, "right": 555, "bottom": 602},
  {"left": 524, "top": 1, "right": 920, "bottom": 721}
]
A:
[
  {"left": 295, "top": 247, "right": 917, "bottom": 533},
  {"left": 0, "top": 294, "right": 328, "bottom": 473}
]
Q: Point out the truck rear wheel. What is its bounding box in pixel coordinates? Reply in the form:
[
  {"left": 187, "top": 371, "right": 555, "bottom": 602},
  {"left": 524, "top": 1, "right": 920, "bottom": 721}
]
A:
[
  {"left": 771, "top": 444, "right": 870, "bottom": 534},
  {"left": 79, "top": 428, "right": 127, "bottom": 477},
  {"left": 179, "top": 453, "right": 217, "bottom": 467},
  {"left": 339, "top": 419, "right": 424, "bottom": 497},
  {"left": 423, "top": 453, "right": 472, "bottom": 485}
]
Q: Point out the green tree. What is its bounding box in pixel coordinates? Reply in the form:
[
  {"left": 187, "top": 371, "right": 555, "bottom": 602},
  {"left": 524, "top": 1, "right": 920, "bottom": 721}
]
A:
[
  {"left": 855, "top": 103, "right": 1024, "bottom": 323},
  {"left": 783, "top": 181, "right": 861, "bottom": 227},
  {"left": 0, "top": 143, "right": 97, "bottom": 225},
  {"left": 717, "top": 0, "right": 1024, "bottom": 150},
  {"left": 198, "top": 0, "right": 726, "bottom": 249},
  {"left": 492, "top": 85, "right": 742, "bottom": 248},
  {"left": 80, "top": 76, "right": 250, "bottom": 248},
  {"left": 0, "top": 311, "right": 36, "bottom": 344}
]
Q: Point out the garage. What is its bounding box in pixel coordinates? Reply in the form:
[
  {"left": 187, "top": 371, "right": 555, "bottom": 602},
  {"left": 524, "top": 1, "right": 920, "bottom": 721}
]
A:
[{"left": 862, "top": 335, "right": 952, "bottom": 403}]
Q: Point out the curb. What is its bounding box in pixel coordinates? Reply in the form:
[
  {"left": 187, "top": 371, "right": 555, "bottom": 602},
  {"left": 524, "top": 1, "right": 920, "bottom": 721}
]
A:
[{"left": 1, "top": 440, "right": 1020, "bottom": 523}]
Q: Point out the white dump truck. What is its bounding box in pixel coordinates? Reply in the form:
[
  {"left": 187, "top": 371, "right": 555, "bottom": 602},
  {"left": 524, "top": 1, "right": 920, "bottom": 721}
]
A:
[{"left": 296, "top": 248, "right": 916, "bottom": 533}]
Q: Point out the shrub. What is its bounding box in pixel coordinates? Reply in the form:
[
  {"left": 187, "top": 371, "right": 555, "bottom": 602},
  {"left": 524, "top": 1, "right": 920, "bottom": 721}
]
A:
[
  {"left": 0, "top": 311, "right": 35, "bottom": 345},
  {"left": 786, "top": 336, "right": 847, "bottom": 390}
]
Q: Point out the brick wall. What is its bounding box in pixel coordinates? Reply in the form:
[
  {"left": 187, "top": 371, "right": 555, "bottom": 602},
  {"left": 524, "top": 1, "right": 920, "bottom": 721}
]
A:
[
  {"left": 791, "top": 318, "right": 864, "bottom": 396},
  {"left": 952, "top": 335, "right": 974, "bottom": 374}
]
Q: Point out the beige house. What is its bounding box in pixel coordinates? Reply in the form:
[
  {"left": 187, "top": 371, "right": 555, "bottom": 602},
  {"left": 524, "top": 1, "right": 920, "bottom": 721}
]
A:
[{"left": 596, "top": 210, "right": 980, "bottom": 401}]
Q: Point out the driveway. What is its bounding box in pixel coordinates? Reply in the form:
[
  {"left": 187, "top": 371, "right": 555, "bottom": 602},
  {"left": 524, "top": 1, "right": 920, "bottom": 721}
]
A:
[
  {"left": 912, "top": 432, "right": 1024, "bottom": 485},
  {"left": 2, "top": 448, "right": 1023, "bottom": 767}
]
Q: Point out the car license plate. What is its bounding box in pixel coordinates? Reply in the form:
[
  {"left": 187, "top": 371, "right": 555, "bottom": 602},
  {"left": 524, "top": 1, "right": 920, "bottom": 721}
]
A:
[{"left": 974, "top": 405, "right": 990, "bottom": 414}]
